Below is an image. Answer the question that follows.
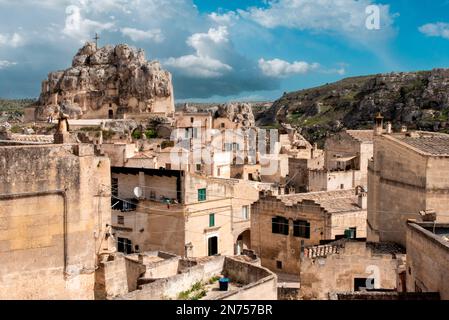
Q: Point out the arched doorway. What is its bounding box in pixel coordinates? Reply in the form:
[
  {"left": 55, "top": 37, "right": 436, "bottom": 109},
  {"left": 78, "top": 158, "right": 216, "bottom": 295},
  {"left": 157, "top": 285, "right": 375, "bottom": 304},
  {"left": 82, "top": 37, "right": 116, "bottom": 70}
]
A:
[{"left": 235, "top": 229, "right": 250, "bottom": 255}]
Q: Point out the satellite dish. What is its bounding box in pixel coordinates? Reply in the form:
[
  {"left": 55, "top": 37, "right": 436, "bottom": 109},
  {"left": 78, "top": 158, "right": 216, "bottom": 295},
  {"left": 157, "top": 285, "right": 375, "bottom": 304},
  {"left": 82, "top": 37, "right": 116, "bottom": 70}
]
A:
[{"left": 134, "top": 186, "right": 143, "bottom": 198}]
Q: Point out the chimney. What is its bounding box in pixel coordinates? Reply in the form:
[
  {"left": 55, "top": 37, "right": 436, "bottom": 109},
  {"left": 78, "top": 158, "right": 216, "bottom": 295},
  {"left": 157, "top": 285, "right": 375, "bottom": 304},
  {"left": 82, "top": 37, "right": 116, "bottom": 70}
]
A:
[
  {"left": 358, "top": 192, "right": 368, "bottom": 210},
  {"left": 54, "top": 114, "right": 71, "bottom": 144},
  {"left": 386, "top": 122, "right": 392, "bottom": 134},
  {"left": 374, "top": 113, "right": 384, "bottom": 136}
]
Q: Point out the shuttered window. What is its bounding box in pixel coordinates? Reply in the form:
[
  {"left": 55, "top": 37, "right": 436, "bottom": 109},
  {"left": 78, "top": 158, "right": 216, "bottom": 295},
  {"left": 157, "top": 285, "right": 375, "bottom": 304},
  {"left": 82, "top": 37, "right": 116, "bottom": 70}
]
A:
[
  {"left": 293, "top": 220, "right": 310, "bottom": 239},
  {"left": 198, "top": 188, "right": 207, "bottom": 202}
]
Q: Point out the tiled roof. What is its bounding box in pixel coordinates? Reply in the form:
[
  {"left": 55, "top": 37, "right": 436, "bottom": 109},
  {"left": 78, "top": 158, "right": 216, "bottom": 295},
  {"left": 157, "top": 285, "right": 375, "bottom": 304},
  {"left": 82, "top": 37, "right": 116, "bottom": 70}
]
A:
[
  {"left": 392, "top": 131, "right": 449, "bottom": 156},
  {"left": 367, "top": 242, "right": 405, "bottom": 255},
  {"left": 278, "top": 189, "right": 361, "bottom": 213},
  {"left": 346, "top": 130, "right": 374, "bottom": 143}
]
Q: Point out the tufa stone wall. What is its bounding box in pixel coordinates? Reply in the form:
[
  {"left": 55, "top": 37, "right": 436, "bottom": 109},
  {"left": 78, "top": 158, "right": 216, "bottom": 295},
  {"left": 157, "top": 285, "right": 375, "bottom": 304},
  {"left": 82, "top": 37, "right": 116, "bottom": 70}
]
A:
[
  {"left": 0, "top": 144, "right": 111, "bottom": 299},
  {"left": 406, "top": 222, "right": 449, "bottom": 300},
  {"left": 300, "top": 241, "right": 405, "bottom": 300}
]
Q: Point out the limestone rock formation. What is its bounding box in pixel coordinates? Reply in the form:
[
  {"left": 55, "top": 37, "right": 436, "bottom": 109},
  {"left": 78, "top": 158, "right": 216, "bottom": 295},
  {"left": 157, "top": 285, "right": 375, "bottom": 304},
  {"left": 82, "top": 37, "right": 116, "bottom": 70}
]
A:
[
  {"left": 35, "top": 42, "right": 175, "bottom": 120},
  {"left": 215, "top": 103, "right": 256, "bottom": 128}
]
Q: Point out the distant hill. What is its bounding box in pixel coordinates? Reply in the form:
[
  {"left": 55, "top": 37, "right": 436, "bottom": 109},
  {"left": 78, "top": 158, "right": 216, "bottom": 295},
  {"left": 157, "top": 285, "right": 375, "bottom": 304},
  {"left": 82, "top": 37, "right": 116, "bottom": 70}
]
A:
[
  {"left": 0, "top": 98, "right": 36, "bottom": 114},
  {"left": 257, "top": 69, "right": 449, "bottom": 144}
]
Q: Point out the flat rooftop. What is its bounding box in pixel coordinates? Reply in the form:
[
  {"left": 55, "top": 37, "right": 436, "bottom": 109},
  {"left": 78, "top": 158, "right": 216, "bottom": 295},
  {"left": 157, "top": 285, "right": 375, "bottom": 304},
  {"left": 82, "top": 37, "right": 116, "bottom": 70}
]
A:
[
  {"left": 279, "top": 189, "right": 362, "bottom": 214},
  {"left": 408, "top": 222, "right": 449, "bottom": 249}
]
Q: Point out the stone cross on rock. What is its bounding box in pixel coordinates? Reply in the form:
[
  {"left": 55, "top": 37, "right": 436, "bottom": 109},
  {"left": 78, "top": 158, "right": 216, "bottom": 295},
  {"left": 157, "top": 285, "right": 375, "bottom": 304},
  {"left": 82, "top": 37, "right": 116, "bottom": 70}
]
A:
[{"left": 93, "top": 33, "right": 100, "bottom": 49}]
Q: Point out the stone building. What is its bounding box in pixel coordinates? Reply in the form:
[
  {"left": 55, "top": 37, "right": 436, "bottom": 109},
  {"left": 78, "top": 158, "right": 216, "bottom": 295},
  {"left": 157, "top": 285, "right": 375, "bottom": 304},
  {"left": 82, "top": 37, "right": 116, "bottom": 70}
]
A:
[
  {"left": 306, "top": 130, "right": 374, "bottom": 192},
  {"left": 251, "top": 189, "right": 368, "bottom": 275},
  {"left": 110, "top": 167, "right": 259, "bottom": 258},
  {"left": 300, "top": 240, "right": 406, "bottom": 300},
  {"left": 288, "top": 154, "right": 324, "bottom": 193},
  {"left": 406, "top": 221, "right": 449, "bottom": 300},
  {"left": 0, "top": 143, "right": 113, "bottom": 299},
  {"left": 367, "top": 130, "right": 449, "bottom": 247}
]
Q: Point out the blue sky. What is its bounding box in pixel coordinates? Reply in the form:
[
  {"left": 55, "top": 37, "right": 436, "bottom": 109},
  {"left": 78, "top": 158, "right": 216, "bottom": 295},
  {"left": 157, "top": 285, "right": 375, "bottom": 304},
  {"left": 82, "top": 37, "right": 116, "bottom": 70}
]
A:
[{"left": 2, "top": 0, "right": 449, "bottom": 102}]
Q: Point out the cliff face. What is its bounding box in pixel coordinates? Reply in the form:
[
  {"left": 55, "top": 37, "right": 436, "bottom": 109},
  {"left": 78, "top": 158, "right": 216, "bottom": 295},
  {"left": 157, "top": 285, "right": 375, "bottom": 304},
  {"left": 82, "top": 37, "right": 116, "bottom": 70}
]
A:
[
  {"left": 35, "top": 42, "right": 174, "bottom": 120},
  {"left": 258, "top": 69, "right": 449, "bottom": 143},
  {"left": 215, "top": 103, "right": 256, "bottom": 128}
]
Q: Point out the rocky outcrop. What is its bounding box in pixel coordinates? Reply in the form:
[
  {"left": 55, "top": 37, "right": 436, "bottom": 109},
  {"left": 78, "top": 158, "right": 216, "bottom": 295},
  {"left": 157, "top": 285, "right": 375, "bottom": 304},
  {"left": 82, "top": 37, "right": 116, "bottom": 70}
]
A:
[
  {"left": 259, "top": 69, "right": 449, "bottom": 143},
  {"left": 215, "top": 103, "right": 256, "bottom": 128},
  {"left": 35, "top": 42, "right": 174, "bottom": 120}
]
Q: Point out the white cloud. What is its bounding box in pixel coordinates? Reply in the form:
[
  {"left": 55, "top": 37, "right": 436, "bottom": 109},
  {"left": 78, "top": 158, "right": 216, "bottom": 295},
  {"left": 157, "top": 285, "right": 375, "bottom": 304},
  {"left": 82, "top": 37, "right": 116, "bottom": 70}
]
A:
[
  {"left": 258, "top": 58, "right": 319, "bottom": 78},
  {"left": 75, "top": 0, "right": 130, "bottom": 13},
  {"left": 0, "top": 60, "right": 17, "bottom": 69},
  {"left": 62, "top": 5, "right": 114, "bottom": 42},
  {"left": 188, "top": 26, "right": 229, "bottom": 47},
  {"left": 165, "top": 55, "right": 232, "bottom": 78},
  {"left": 0, "top": 32, "right": 24, "bottom": 47},
  {"left": 208, "top": 12, "right": 238, "bottom": 25},
  {"left": 164, "top": 26, "right": 233, "bottom": 78},
  {"left": 121, "top": 27, "right": 164, "bottom": 42},
  {"left": 239, "top": 0, "right": 396, "bottom": 43},
  {"left": 419, "top": 22, "right": 449, "bottom": 40}
]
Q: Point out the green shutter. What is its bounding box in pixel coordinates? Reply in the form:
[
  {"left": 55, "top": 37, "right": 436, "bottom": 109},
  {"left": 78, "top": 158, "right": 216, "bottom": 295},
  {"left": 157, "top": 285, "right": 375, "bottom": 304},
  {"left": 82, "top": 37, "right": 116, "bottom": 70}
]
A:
[
  {"left": 209, "top": 214, "right": 215, "bottom": 227},
  {"left": 198, "top": 188, "right": 206, "bottom": 201}
]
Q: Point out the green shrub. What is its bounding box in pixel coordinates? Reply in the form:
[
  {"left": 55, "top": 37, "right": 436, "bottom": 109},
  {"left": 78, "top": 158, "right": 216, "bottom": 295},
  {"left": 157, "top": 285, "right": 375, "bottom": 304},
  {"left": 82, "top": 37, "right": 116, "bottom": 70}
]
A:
[
  {"left": 132, "top": 130, "right": 142, "bottom": 140},
  {"left": 10, "top": 125, "right": 22, "bottom": 133},
  {"left": 191, "top": 290, "right": 207, "bottom": 300},
  {"left": 144, "top": 129, "right": 157, "bottom": 139},
  {"left": 102, "top": 130, "right": 115, "bottom": 140},
  {"left": 208, "top": 276, "right": 220, "bottom": 285}
]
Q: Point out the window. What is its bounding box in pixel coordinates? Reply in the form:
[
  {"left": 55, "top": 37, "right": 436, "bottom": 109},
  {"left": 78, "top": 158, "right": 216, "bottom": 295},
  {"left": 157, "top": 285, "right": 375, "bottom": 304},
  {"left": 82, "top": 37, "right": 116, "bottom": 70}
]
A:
[
  {"left": 196, "top": 164, "right": 202, "bottom": 172},
  {"left": 117, "top": 237, "right": 132, "bottom": 254},
  {"left": 220, "top": 123, "right": 225, "bottom": 128},
  {"left": 272, "top": 216, "right": 289, "bottom": 235},
  {"left": 198, "top": 188, "right": 207, "bottom": 202},
  {"left": 242, "top": 206, "right": 249, "bottom": 220},
  {"left": 217, "top": 167, "right": 221, "bottom": 176},
  {"left": 209, "top": 214, "right": 215, "bottom": 227},
  {"left": 166, "top": 163, "right": 171, "bottom": 170},
  {"left": 340, "top": 184, "right": 344, "bottom": 190},
  {"left": 224, "top": 143, "right": 232, "bottom": 151},
  {"left": 350, "top": 227, "right": 357, "bottom": 239},
  {"left": 276, "top": 261, "right": 283, "bottom": 269},
  {"left": 354, "top": 278, "right": 370, "bottom": 292},
  {"left": 150, "top": 191, "right": 156, "bottom": 200},
  {"left": 293, "top": 220, "right": 310, "bottom": 239},
  {"left": 117, "top": 215, "right": 124, "bottom": 225},
  {"left": 190, "top": 117, "right": 194, "bottom": 123},
  {"left": 232, "top": 142, "right": 240, "bottom": 151}
]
